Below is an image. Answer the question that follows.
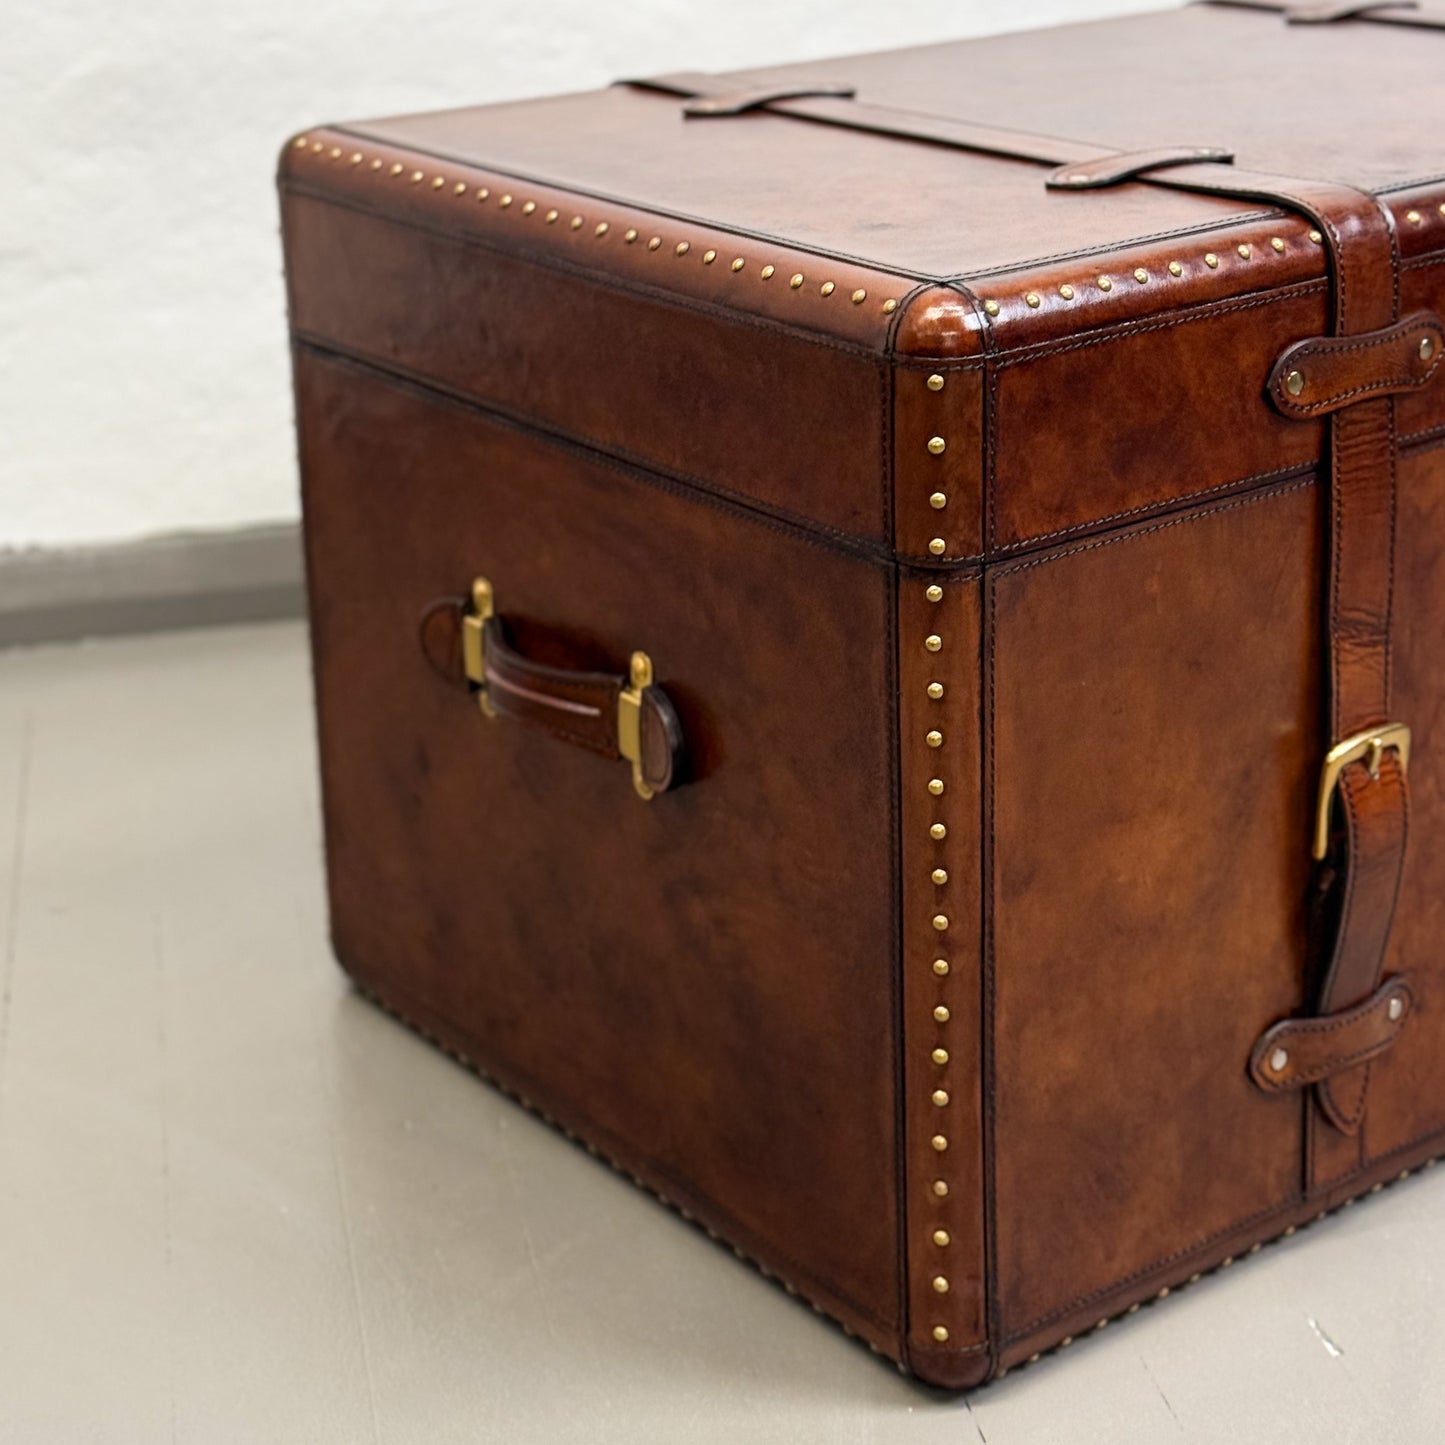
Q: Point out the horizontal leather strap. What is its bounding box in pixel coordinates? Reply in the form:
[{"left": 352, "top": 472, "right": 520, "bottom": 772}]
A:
[
  {"left": 1268, "top": 311, "right": 1445, "bottom": 418},
  {"left": 1250, "top": 975, "right": 1413, "bottom": 1093},
  {"left": 1202, "top": 0, "right": 1445, "bottom": 30},
  {"left": 681, "top": 81, "right": 857, "bottom": 116},
  {"left": 1046, "top": 146, "right": 1235, "bottom": 189}
]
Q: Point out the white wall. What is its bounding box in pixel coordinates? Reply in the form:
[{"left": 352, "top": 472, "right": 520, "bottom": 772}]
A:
[{"left": 0, "top": 0, "right": 1156, "bottom": 550}]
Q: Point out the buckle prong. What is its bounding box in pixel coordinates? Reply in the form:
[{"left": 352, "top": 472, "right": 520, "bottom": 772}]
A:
[{"left": 1312, "top": 722, "right": 1411, "bottom": 860}]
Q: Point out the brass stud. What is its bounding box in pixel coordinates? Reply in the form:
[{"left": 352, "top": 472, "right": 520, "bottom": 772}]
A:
[
  {"left": 851, "top": 288, "right": 867, "bottom": 304},
  {"left": 1309, "top": 229, "right": 1323, "bottom": 244},
  {"left": 1283, "top": 1225, "right": 1295, "bottom": 1237},
  {"left": 1285, "top": 370, "right": 1306, "bottom": 399},
  {"left": 546, "top": 209, "right": 560, "bottom": 223},
  {"left": 430, "top": 176, "right": 446, "bottom": 190},
  {"left": 389, "top": 162, "right": 404, "bottom": 176},
  {"left": 293, "top": 136, "right": 309, "bottom": 149},
  {"left": 820, "top": 281, "right": 835, "bottom": 296},
  {"left": 927, "top": 436, "right": 947, "bottom": 455},
  {"left": 932, "top": 1089, "right": 950, "bottom": 1107},
  {"left": 925, "top": 634, "right": 943, "bottom": 653},
  {"left": 925, "top": 584, "right": 943, "bottom": 601},
  {"left": 1407, "top": 210, "right": 1423, "bottom": 226},
  {"left": 1188, "top": 1273, "right": 1201, "bottom": 1284},
  {"left": 1205, "top": 252, "right": 1219, "bottom": 268},
  {"left": 622, "top": 226, "right": 637, "bottom": 241},
  {"left": 786, "top": 272, "right": 803, "bottom": 288},
  {"left": 499, "top": 191, "right": 512, "bottom": 205},
  {"left": 1271, "top": 236, "right": 1286, "bottom": 252},
  {"left": 1025, "top": 292, "right": 1041, "bottom": 308},
  {"left": 1097, "top": 1318, "right": 1109, "bottom": 1330},
  {"left": 1250, "top": 1242, "right": 1263, "bottom": 1252},
  {"left": 311, "top": 141, "right": 324, "bottom": 153},
  {"left": 523, "top": 200, "right": 537, "bottom": 215},
  {"left": 932, "top": 1276, "right": 950, "bottom": 1295},
  {"left": 926, "top": 373, "right": 945, "bottom": 391},
  {"left": 882, "top": 298, "right": 898, "bottom": 313},
  {"left": 933, "top": 1004, "right": 951, "bottom": 1022},
  {"left": 928, "top": 538, "right": 946, "bottom": 556},
  {"left": 703, "top": 249, "right": 717, "bottom": 264},
  {"left": 677, "top": 241, "right": 691, "bottom": 256},
  {"left": 927, "top": 778, "right": 944, "bottom": 795},
  {"left": 931, "top": 913, "right": 949, "bottom": 931},
  {"left": 931, "top": 1135, "right": 948, "bottom": 1153},
  {"left": 571, "top": 216, "right": 584, "bottom": 230},
  {"left": 594, "top": 221, "right": 609, "bottom": 237},
  {"left": 329, "top": 146, "right": 343, "bottom": 159},
  {"left": 648, "top": 236, "right": 662, "bottom": 250},
  {"left": 731, "top": 257, "right": 745, "bottom": 272},
  {"left": 1238, "top": 243, "right": 1252, "bottom": 259},
  {"left": 1134, "top": 268, "right": 1148, "bottom": 284},
  {"left": 931, "top": 1047, "right": 948, "bottom": 1064},
  {"left": 1222, "top": 1256, "right": 1234, "bottom": 1268},
  {"left": 760, "top": 264, "right": 774, "bottom": 278},
  {"left": 929, "top": 492, "right": 948, "bottom": 510},
  {"left": 453, "top": 182, "right": 466, "bottom": 196},
  {"left": 1168, "top": 260, "right": 1183, "bottom": 276},
  {"left": 932, "top": 1325, "right": 950, "bottom": 1343},
  {"left": 410, "top": 170, "right": 425, "bottom": 183},
  {"left": 1029, "top": 1352, "right": 1042, "bottom": 1363},
  {"left": 1097, "top": 275, "right": 1113, "bottom": 291},
  {"left": 933, "top": 1230, "right": 951, "bottom": 1247},
  {"left": 1061, "top": 1336, "right": 1074, "bottom": 1348},
  {"left": 927, "top": 683, "right": 944, "bottom": 700},
  {"left": 1421, "top": 336, "right": 1436, "bottom": 362},
  {"left": 1158, "top": 1286, "right": 1170, "bottom": 1299},
  {"left": 1059, "top": 283, "right": 1075, "bottom": 300},
  {"left": 930, "top": 823, "right": 946, "bottom": 840},
  {"left": 931, "top": 868, "right": 948, "bottom": 885},
  {"left": 926, "top": 731, "right": 944, "bottom": 749},
  {"left": 983, "top": 299, "right": 1000, "bottom": 317},
  {"left": 932, "top": 960, "right": 949, "bottom": 977},
  {"left": 1439, "top": 205, "right": 1445, "bottom": 219},
  {"left": 351, "top": 152, "right": 365, "bottom": 166},
  {"left": 932, "top": 1180, "right": 949, "bottom": 1197}
]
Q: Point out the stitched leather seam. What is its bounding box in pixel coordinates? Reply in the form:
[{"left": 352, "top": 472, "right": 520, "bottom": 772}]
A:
[
  {"left": 1262, "top": 1032, "right": 1403, "bottom": 1090},
  {"left": 1279, "top": 366, "right": 1440, "bottom": 416}
]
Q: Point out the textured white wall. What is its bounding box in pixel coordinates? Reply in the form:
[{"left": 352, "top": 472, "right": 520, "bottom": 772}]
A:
[{"left": 0, "top": 0, "right": 1157, "bottom": 549}]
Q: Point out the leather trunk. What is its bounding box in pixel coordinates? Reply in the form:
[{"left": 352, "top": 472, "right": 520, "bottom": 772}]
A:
[{"left": 279, "top": 2, "right": 1445, "bottom": 1388}]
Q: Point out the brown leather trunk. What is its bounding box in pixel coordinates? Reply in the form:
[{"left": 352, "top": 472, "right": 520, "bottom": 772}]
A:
[{"left": 279, "top": 1, "right": 1445, "bottom": 1388}]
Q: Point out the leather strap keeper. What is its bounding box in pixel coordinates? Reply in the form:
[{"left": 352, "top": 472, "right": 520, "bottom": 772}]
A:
[
  {"left": 1268, "top": 312, "right": 1444, "bottom": 418},
  {"left": 1251, "top": 975, "right": 1413, "bottom": 1096}
]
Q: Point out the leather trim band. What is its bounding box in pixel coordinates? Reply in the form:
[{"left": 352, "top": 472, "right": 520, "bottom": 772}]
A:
[
  {"left": 1046, "top": 147, "right": 1236, "bottom": 189},
  {"left": 1268, "top": 312, "right": 1444, "bottom": 418},
  {"left": 1202, "top": 0, "right": 1445, "bottom": 30}
]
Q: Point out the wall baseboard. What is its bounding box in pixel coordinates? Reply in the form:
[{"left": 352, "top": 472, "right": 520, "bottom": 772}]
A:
[{"left": 0, "top": 524, "right": 306, "bottom": 649}]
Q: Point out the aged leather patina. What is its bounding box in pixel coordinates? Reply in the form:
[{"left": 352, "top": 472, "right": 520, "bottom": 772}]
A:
[{"left": 281, "top": 0, "right": 1445, "bottom": 1388}]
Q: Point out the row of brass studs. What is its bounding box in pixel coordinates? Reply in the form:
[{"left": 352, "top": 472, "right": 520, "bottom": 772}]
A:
[
  {"left": 976, "top": 230, "right": 1327, "bottom": 316},
  {"left": 988, "top": 1157, "right": 1437, "bottom": 1382},
  {"left": 292, "top": 136, "right": 902, "bottom": 316}
]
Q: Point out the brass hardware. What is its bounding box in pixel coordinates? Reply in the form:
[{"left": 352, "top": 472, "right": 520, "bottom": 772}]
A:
[
  {"left": 1026, "top": 292, "right": 1041, "bottom": 308},
  {"left": 926, "top": 730, "right": 943, "bottom": 748},
  {"left": 677, "top": 242, "right": 691, "bottom": 256},
  {"left": 648, "top": 235, "right": 661, "bottom": 250},
  {"left": 1272, "top": 237, "right": 1286, "bottom": 252},
  {"left": 820, "top": 281, "right": 835, "bottom": 296},
  {"left": 851, "top": 288, "right": 867, "bottom": 304},
  {"left": 1097, "top": 275, "right": 1113, "bottom": 291},
  {"left": 882, "top": 299, "right": 898, "bottom": 314},
  {"left": 1407, "top": 210, "right": 1423, "bottom": 226},
  {"left": 1285, "top": 369, "right": 1306, "bottom": 397},
  {"left": 594, "top": 221, "right": 608, "bottom": 236},
  {"left": 1312, "top": 722, "right": 1411, "bottom": 859},
  {"left": 546, "top": 208, "right": 559, "bottom": 223},
  {"left": 1423, "top": 336, "right": 1437, "bottom": 362},
  {"left": 928, "top": 538, "right": 946, "bottom": 555},
  {"left": 731, "top": 257, "right": 745, "bottom": 271},
  {"left": 462, "top": 577, "right": 497, "bottom": 718},
  {"left": 925, "top": 634, "right": 942, "bottom": 653},
  {"left": 927, "top": 778, "right": 944, "bottom": 796},
  {"left": 931, "top": 1089, "right": 949, "bottom": 1107},
  {"left": 453, "top": 182, "right": 466, "bottom": 195},
  {"left": 926, "top": 374, "right": 945, "bottom": 392},
  {"left": 618, "top": 651, "right": 658, "bottom": 801},
  {"left": 789, "top": 272, "right": 804, "bottom": 288},
  {"left": 931, "top": 1135, "right": 948, "bottom": 1153},
  {"left": 523, "top": 200, "right": 537, "bottom": 214},
  {"left": 933, "top": 1004, "right": 950, "bottom": 1022},
  {"left": 1168, "top": 261, "right": 1183, "bottom": 276},
  {"left": 389, "top": 162, "right": 404, "bottom": 175},
  {"left": 293, "top": 135, "right": 309, "bottom": 148},
  {"left": 932, "top": 1276, "right": 950, "bottom": 1294},
  {"left": 932, "top": 1230, "right": 951, "bottom": 1249},
  {"left": 1059, "top": 284, "right": 1075, "bottom": 300},
  {"left": 478, "top": 187, "right": 491, "bottom": 200},
  {"left": 932, "top": 1325, "right": 949, "bottom": 1342},
  {"left": 931, "top": 1047, "right": 948, "bottom": 1064},
  {"left": 1205, "top": 252, "right": 1219, "bottom": 268},
  {"left": 927, "top": 436, "right": 946, "bottom": 455},
  {"left": 1309, "top": 229, "right": 1323, "bottom": 244},
  {"left": 929, "top": 492, "right": 948, "bottom": 510},
  {"left": 1238, "top": 243, "right": 1252, "bottom": 259},
  {"left": 622, "top": 226, "right": 636, "bottom": 240},
  {"left": 932, "top": 960, "right": 949, "bottom": 977},
  {"left": 331, "top": 146, "right": 344, "bottom": 160},
  {"left": 932, "top": 1180, "right": 949, "bottom": 1197},
  {"left": 931, "top": 868, "right": 948, "bottom": 885},
  {"left": 927, "top": 683, "right": 943, "bottom": 700},
  {"left": 983, "top": 299, "right": 1000, "bottom": 317},
  {"left": 929, "top": 822, "right": 946, "bottom": 839},
  {"left": 499, "top": 191, "right": 512, "bottom": 205},
  {"left": 925, "top": 584, "right": 943, "bottom": 602},
  {"left": 1270, "top": 1047, "right": 1289, "bottom": 1073},
  {"left": 1134, "top": 269, "right": 1148, "bottom": 284},
  {"left": 571, "top": 216, "right": 585, "bottom": 230},
  {"left": 931, "top": 913, "right": 949, "bottom": 931},
  {"left": 760, "top": 264, "right": 774, "bottom": 279},
  {"left": 703, "top": 249, "right": 717, "bottom": 264}
]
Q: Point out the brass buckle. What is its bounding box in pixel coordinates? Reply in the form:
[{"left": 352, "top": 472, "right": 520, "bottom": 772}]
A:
[
  {"left": 462, "top": 576, "right": 497, "bottom": 717},
  {"left": 1312, "top": 722, "right": 1411, "bottom": 860},
  {"left": 617, "top": 651, "right": 656, "bottom": 801}
]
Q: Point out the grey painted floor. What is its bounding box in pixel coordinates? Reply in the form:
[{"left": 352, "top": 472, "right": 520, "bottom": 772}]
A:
[{"left": 1, "top": 620, "right": 1441, "bottom": 1444}]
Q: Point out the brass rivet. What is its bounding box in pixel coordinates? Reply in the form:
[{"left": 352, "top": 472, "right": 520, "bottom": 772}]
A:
[
  {"left": 430, "top": 176, "right": 446, "bottom": 190},
  {"left": 983, "top": 299, "right": 1000, "bottom": 317},
  {"left": 1308, "top": 229, "right": 1323, "bottom": 245},
  {"left": 1421, "top": 336, "right": 1436, "bottom": 362},
  {"left": 928, "top": 538, "right": 946, "bottom": 556},
  {"left": 1168, "top": 260, "right": 1183, "bottom": 276},
  {"left": 926, "top": 682, "right": 944, "bottom": 700},
  {"left": 931, "top": 868, "right": 948, "bottom": 885},
  {"left": 1025, "top": 292, "right": 1041, "bottom": 308},
  {"left": 926, "top": 373, "right": 945, "bottom": 391},
  {"left": 925, "top": 583, "right": 943, "bottom": 601},
  {"left": 1097, "top": 1317, "right": 1109, "bottom": 1329},
  {"left": 1407, "top": 210, "right": 1423, "bottom": 226},
  {"left": 311, "top": 141, "right": 325, "bottom": 153},
  {"left": 703, "top": 249, "right": 717, "bottom": 264},
  {"left": 929, "top": 823, "right": 947, "bottom": 840},
  {"left": 329, "top": 146, "right": 343, "bottom": 159},
  {"left": 1061, "top": 1336, "right": 1074, "bottom": 1347},
  {"left": 932, "top": 1089, "right": 949, "bottom": 1106},
  {"left": 933, "top": 1233, "right": 951, "bottom": 1254},
  {"left": 1097, "top": 275, "right": 1113, "bottom": 291},
  {"left": 1270, "top": 1046, "right": 1289, "bottom": 1072},
  {"left": 1238, "top": 243, "right": 1252, "bottom": 259},
  {"left": 927, "top": 779, "right": 944, "bottom": 796},
  {"left": 1283, "top": 1226, "right": 1295, "bottom": 1238},
  {"left": 571, "top": 216, "right": 585, "bottom": 230},
  {"left": 1439, "top": 205, "right": 1445, "bottom": 219},
  {"left": 925, "top": 634, "right": 942, "bottom": 653},
  {"left": 931, "top": 913, "right": 949, "bottom": 931},
  {"left": 677, "top": 241, "right": 691, "bottom": 256},
  {"left": 1222, "top": 1256, "right": 1234, "bottom": 1268},
  {"left": 1271, "top": 237, "right": 1286, "bottom": 252},
  {"left": 932, "top": 1325, "right": 950, "bottom": 1343},
  {"left": 522, "top": 200, "right": 537, "bottom": 214},
  {"left": 760, "top": 264, "right": 774, "bottom": 278},
  {"left": 1389, "top": 994, "right": 1405, "bottom": 1020},
  {"left": 933, "top": 1004, "right": 950, "bottom": 1022},
  {"left": 594, "top": 221, "right": 609, "bottom": 237},
  {"left": 882, "top": 298, "right": 898, "bottom": 313},
  {"left": 929, "top": 492, "right": 948, "bottom": 510},
  {"left": 453, "top": 182, "right": 466, "bottom": 195},
  {"left": 1205, "top": 252, "right": 1219, "bottom": 268},
  {"left": 351, "top": 152, "right": 365, "bottom": 166},
  {"left": 932, "top": 1276, "right": 949, "bottom": 1294},
  {"left": 546, "top": 209, "right": 559, "bottom": 223},
  {"left": 927, "top": 436, "right": 947, "bottom": 455},
  {"left": 1158, "top": 1286, "right": 1170, "bottom": 1298},
  {"left": 931, "top": 1135, "right": 948, "bottom": 1153},
  {"left": 1059, "top": 284, "right": 1075, "bottom": 300},
  {"left": 622, "top": 226, "right": 636, "bottom": 241},
  {"left": 389, "top": 162, "right": 404, "bottom": 176},
  {"left": 819, "top": 280, "right": 836, "bottom": 297},
  {"left": 932, "top": 960, "right": 949, "bottom": 977},
  {"left": 926, "top": 731, "right": 943, "bottom": 749},
  {"left": 410, "top": 170, "right": 425, "bottom": 183},
  {"left": 498, "top": 191, "right": 511, "bottom": 205},
  {"left": 931, "top": 1046, "right": 948, "bottom": 1064},
  {"left": 648, "top": 235, "right": 662, "bottom": 250},
  {"left": 731, "top": 257, "right": 745, "bottom": 272},
  {"left": 475, "top": 187, "right": 490, "bottom": 201},
  {"left": 851, "top": 288, "right": 867, "bottom": 304},
  {"left": 932, "top": 1180, "right": 949, "bottom": 1197},
  {"left": 293, "top": 136, "right": 309, "bottom": 149},
  {"left": 1134, "top": 268, "right": 1148, "bottom": 284},
  {"left": 1285, "top": 370, "right": 1306, "bottom": 398}
]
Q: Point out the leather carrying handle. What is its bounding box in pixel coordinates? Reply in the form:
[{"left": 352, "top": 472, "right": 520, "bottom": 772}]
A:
[{"left": 419, "top": 579, "right": 685, "bottom": 800}]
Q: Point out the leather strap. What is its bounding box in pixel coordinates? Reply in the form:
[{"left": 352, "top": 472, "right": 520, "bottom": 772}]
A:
[
  {"left": 1268, "top": 312, "right": 1444, "bottom": 418},
  {"left": 1202, "top": 0, "right": 1445, "bottom": 30}
]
